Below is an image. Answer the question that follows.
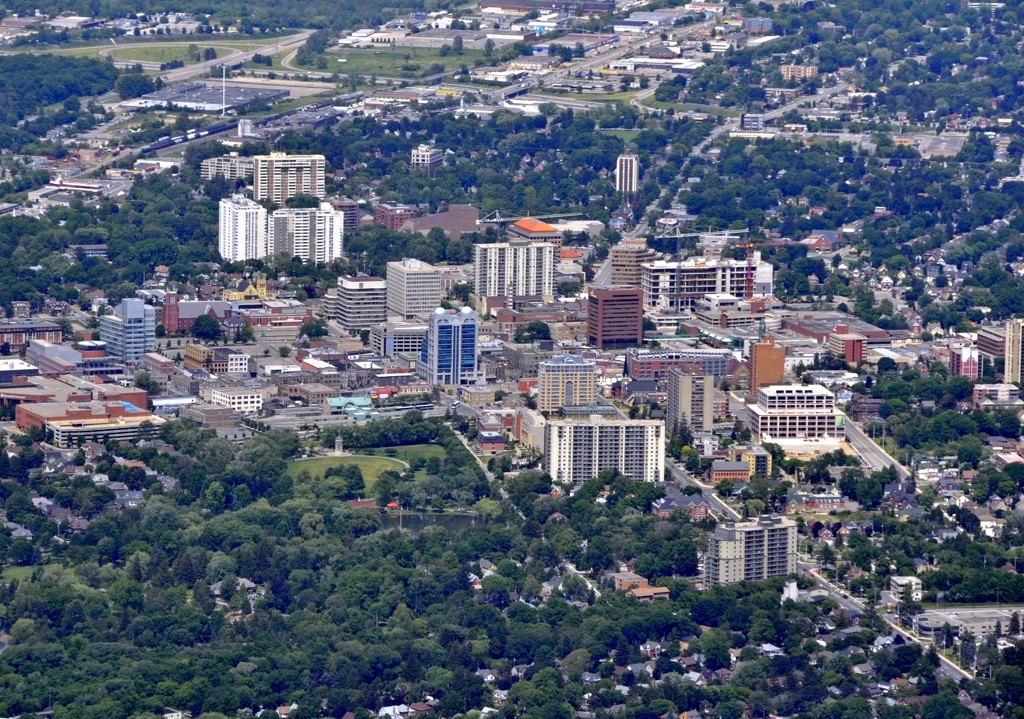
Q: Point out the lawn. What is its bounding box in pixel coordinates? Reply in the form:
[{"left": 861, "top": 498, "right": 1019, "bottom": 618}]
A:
[
  {"left": 640, "top": 97, "right": 743, "bottom": 117},
  {"left": 599, "top": 129, "right": 641, "bottom": 142},
  {"left": 363, "top": 443, "right": 448, "bottom": 481},
  {"left": 321, "top": 46, "right": 486, "bottom": 79},
  {"left": 287, "top": 455, "right": 406, "bottom": 494}
]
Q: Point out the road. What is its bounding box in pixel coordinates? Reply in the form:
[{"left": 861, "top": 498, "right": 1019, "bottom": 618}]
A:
[
  {"left": 803, "top": 566, "right": 971, "bottom": 682},
  {"left": 158, "top": 30, "right": 315, "bottom": 83},
  {"left": 666, "top": 461, "right": 742, "bottom": 520},
  {"left": 844, "top": 421, "right": 911, "bottom": 479},
  {"left": 593, "top": 257, "right": 612, "bottom": 285},
  {"left": 448, "top": 414, "right": 604, "bottom": 599}
]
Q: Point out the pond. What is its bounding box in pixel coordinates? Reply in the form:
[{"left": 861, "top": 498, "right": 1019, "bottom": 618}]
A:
[{"left": 378, "top": 512, "right": 482, "bottom": 536}]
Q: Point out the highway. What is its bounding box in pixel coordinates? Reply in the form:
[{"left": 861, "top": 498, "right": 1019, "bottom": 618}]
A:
[
  {"left": 844, "top": 421, "right": 911, "bottom": 479},
  {"left": 158, "top": 30, "right": 315, "bottom": 83}
]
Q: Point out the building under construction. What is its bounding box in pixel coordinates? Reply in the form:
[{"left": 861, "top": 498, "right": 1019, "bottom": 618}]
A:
[{"left": 640, "top": 253, "right": 774, "bottom": 310}]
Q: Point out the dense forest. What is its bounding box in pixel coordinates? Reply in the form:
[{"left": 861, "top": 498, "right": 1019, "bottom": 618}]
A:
[{"left": 0, "top": 55, "right": 118, "bottom": 127}]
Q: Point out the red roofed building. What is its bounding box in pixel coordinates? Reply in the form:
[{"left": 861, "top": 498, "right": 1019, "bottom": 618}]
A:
[{"left": 509, "top": 218, "right": 562, "bottom": 245}]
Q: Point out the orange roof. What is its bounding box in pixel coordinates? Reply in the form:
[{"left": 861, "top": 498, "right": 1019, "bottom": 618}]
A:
[
  {"left": 559, "top": 248, "right": 584, "bottom": 260},
  {"left": 513, "top": 218, "right": 557, "bottom": 233}
]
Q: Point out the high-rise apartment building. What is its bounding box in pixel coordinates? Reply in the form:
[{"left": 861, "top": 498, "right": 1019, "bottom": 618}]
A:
[
  {"left": 219, "top": 195, "right": 268, "bottom": 262},
  {"left": 666, "top": 369, "right": 714, "bottom": 433},
  {"left": 324, "top": 197, "right": 360, "bottom": 234},
  {"left": 418, "top": 307, "right": 484, "bottom": 386},
  {"left": 201, "top": 154, "right": 254, "bottom": 181},
  {"left": 253, "top": 153, "right": 326, "bottom": 204},
  {"left": 473, "top": 240, "right": 555, "bottom": 301},
  {"left": 411, "top": 144, "right": 444, "bottom": 175},
  {"left": 746, "top": 384, "right": 843, "bottom": 443},
  {"left": 587, "top": 286, "right": 644, "bottom": 349},
  {"left": 779, "top": 64, "right": 818, "bottom": 81},
  {"left": 544, "top": 416, "right": 665, "bottom": 483},
  {"left": 750, "top": 336, "right": 785, "bottom": 395},
  {"left": 1005, "top": 319, "right": 1024, "bottom": 383},
  {"left": 268, "top": 203, "right": 345, "bottom": 263},
  {"left": 706, "top": 515, "right": 797, "bottom": 586},
  {"left": 641, "top": 254, "right": 774, "bottom": 309},
  {"left": 610, "top": 239, "right": 657, "bottom": 286},
  {"left": 322, "top": 276, "right": 387, "bottom": 332},
  {"left": 387, "top": 259, "right": 443, "bottom": 319},
  {"left": 537, "top": 355, "right": 598, "bottom": 412},
  {"left": 615, "top": 153, "right": 640, "bottom": 195},
  {"left": 99, "top": 298, "right": 156, "bottom": 367}
]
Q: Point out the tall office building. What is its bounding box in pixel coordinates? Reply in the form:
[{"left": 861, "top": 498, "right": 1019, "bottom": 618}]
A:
[
  {"left": 253, "top": 153, "right": 326, "bottom": 204},
  {"left": 615, "top": 153, "right": 640, "bottom": 195},
  {"left": 588, "top": 286, "right": 644, "bottom": 349},
  {"left": 268, "top": 203, "right": 345, "bottom": 263},
  {"left": 544, "top": 416, "right": 665, "bottom": 483},
  {"left": 706, "top": 515, "right": 797, "bottom": 586},
  {"left": 537, "top": 355, "right": 598, "bottom": 412},
  {"left": 411, "top": 144, "right": 444, "bottom": 175},
  {"left": 219, "top": 195, "right": 268, "bottom": 262},
  {"left": 99, "top": 298, "right": 156, "bottom": 367},
  {"left": 746, "top": 384, "right": 843, "bottom": 443},
  {"left": 610, "top": 239, "right": 657, "bottom": 286},
  {"left": 666, "top": 369, "right": 714, "bottom": 433},
  {"left": 1005, "top": 318, "right": 1024, "bottom": 383},
  {"left": 750, "top": 335, "right": 785, "bottom": 395},
  {"left": 473, "top": 240, "right": 555, "bottom": 301},
  {"left": 387, "top": 259, "right": 443, "bottom": 319},
  {"left": 418, "top": 307, "right": 484, "bottom": 386},
  {"left": 322, "top": 276, "right": 387, "bottom": 332}
]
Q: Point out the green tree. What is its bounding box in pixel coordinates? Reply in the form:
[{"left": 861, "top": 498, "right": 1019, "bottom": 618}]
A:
[{"left": 191, "top": 314, "right": 222, "bottom": 341}]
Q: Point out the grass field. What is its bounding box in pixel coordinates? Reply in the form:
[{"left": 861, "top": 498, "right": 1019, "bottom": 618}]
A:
[
  {"left": 2, "top": 563, "right": 82, "bottom": 585},
  {"left": 599, "top": 129, "right": 641, "bottom": 142},
  {"left": 112, "top": 44, "right": 250, "bottom": 64},
  {"left": 320, "top": 46, "right": 486, "bottom": 78},
  {"left": 50, "top": 39, "right": 283, "bottom": 60},
  {"left": 640, "top": 98, "right": 743, "bottom": 117},
  {"left": 288, "top": 455, "right": 406, "bottom": 494},
  {"left": 363, "top": 444, "right": 448, "bottom": 481}
]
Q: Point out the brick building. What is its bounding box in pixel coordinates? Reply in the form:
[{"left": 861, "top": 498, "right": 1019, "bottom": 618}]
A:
[{"left": 587, "top": 286, "right": 643, "bottom": 349}]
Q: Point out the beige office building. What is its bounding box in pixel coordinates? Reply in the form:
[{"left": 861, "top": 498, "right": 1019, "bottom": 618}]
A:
[
  {"left": 746, "top": 384, "right": 843, "bottom": 443},
  {"left": 610, "top": 239, "right": 657, "bottom": 286},
  {"left": 323, "top": 276, "right": 387, "bottom": 331},
  {"left": 544, "top": 416, "right": 665, "bottom": 484},
  {"left": 537, "top": 355, "right": 598, "bottom": 412},
  {"left": 666, "top": 369, "right": 714, "bottom": 433},
  {"left": 706, "top": 515, "right": 797, "bottom": 586},
  {"left": 387, "top": 258, "right": 443, "bottom": 319},
  {"left": 253, "top": 153, "right": 326, "bottom": 204},
  {"left": 1004, "top": 318, "right": 1024, "bottom": 383}
]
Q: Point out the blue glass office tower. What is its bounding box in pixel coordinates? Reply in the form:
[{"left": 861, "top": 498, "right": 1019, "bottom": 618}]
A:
[{"left": 418, "top": 307, "right": 484, "bottom": 386}]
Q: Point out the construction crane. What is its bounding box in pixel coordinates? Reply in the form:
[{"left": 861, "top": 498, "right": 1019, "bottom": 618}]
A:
[
  {"left": 477, "top": 210, "right": 583, "bottom": 226},
  {"left": 728, "top": 234, "right": 781, "bottom": 302}
]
